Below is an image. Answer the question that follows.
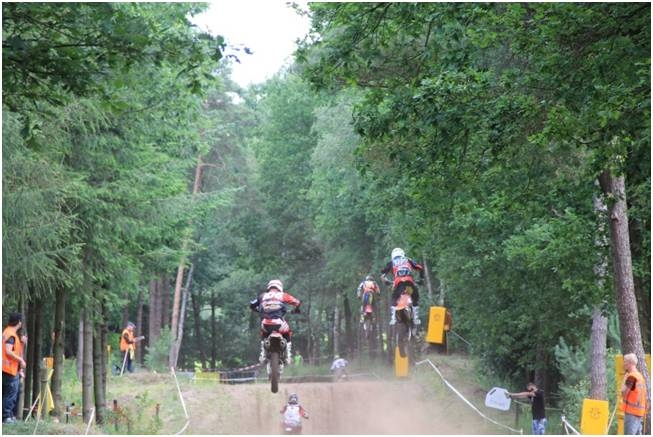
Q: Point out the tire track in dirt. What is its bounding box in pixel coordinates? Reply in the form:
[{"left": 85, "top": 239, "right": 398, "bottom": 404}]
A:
[{"left": 184, "top": 379, "right": 504, "bottom": 434}]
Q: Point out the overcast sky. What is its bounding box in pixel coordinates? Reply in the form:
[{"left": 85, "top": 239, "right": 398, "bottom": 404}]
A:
[{"left": 191, "top": 1, "right": 311, "bottom": 88}]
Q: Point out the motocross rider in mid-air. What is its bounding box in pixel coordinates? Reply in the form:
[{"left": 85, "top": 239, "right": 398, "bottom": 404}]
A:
[
  {"left": 250, "top": 279, "right": 301, "bottom": 365},
  {"left": 380, "top": 247, "right": 425, "bottom": 326},
  {"left": 356, "top": 275, "right": 380, "bottom": 323}
]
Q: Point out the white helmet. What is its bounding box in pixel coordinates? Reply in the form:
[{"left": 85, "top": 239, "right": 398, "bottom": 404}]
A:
[
  {"left": 267, "top": 279, "right": 283, "bottom": 292},
  {"left": 391, "top": 248, "right": 405, "bottom": 259}
]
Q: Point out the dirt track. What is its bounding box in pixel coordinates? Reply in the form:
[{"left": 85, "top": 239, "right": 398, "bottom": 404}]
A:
[{"left": 183, "top": 379, "right": 502, "bottom": 434}]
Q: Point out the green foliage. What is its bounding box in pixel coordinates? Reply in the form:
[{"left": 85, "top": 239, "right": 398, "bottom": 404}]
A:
[
  {"left": 145, "top": 327, "right": 172, "bottom": 373},
  {"left": 554, "top": 338, "right": 620, "bottom": 433},
  {"left": 296, "top": 1, "right": 650, "bottom": 393}
]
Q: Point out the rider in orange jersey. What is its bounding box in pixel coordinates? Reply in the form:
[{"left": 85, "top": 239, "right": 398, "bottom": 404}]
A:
[{"left": 381, "top": 248, "right": 424, "bottom": 326}]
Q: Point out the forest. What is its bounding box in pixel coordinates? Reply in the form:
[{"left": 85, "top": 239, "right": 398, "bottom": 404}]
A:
[{"left": 2, "top": 1, "right": 650, "bottom": 430}]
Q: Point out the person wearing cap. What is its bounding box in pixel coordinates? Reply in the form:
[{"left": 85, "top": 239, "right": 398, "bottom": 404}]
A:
[
  {"left": 119, "top": 322, "right": 144, "bottom": 374},
  {"left": 3, "top": 312, "right": 25, "bottom": 424}
]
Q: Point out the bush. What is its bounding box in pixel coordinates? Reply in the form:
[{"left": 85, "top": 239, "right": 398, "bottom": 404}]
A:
[{"left": 144, "top": 328, "right": 171, "bottom": 373}]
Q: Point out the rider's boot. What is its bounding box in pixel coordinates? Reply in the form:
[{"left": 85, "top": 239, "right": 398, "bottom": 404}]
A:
[
  {"left": 285, "top": 341, "right": 292, "bottom": 365},
  {"left": 359, "top": 307, "right": 364, "bottom": 323},
  {"left": 389, "top": 306, "right": 397, "bottom": 325},
  {"left": 413, "top": 306, "right": 421, "bottom": 325},
  {"left": 259, "top": 340, "right": 266, "bottom": 364}
]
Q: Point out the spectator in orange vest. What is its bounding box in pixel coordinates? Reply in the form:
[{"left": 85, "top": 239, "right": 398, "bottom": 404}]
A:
[
  {"left": 621, "top": 353, "right": 648, "bottom": 435},
  {"left": 119, "top": 322, "right": 144, "bottom": 374},
  {"left": 3, "top": 313, "right": 25, "bottom": 424}
]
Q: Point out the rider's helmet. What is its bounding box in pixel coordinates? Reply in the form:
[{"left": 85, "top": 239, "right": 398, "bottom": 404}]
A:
[
  {"left": 267, "top": 279, "right": 283, "bottom": 292},
  {"left": 288, "top": 393, "right": 298, "bottom": 404},
  {"left": 365, "top": 275, "right": 374, "bottom": 281},
  {"left": 391, "top": 248, "right": 405, "bottom": 259}
]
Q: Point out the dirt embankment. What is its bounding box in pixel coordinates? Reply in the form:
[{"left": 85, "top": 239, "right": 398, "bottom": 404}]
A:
[{"left": 183, "top": 378, "right": 502, "bottom": 434}]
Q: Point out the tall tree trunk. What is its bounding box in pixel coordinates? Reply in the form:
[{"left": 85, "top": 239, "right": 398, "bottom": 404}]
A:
[
  {"left": 148, "top": 278, "right": 161, "bottom": 349},
  {"left": 333, "top": 297, "right": 340, "bottom": 357},
  {"left": 589, "top": 191, "right": 609, "bottom": 400},
  {"left": 136, "top": 289, "right": 144, "bottom": 364},
  {"left": 599, "top": 170, "right": 649, "bottom": 432},
  {"left": 589, "top": 306, "right": 608, "bottom": 399},
  {"left": 422, "top": 253, "right": 433, "bottom": 302},
  {"left": 169, "top": 260, "right": 186, "bottom": 367},
  {"left": 77, "top": 318, "right": 84, "bottom": 381},
  {"left": 306, "top": 300, "right": 314, "bottom": 366},
  {"left": 170, "top": 157, "right": 204, "bottom": 367},
  {"left": 24, "top": 302, "right": 34, "bottom": 414},
  {"left": 29, "top": 299, "right": 43, "bottom": 406},
  {"left": 82, "top": 309, "right": 94, "bottom": 423},
  {"left": 52, "top": 286, "right": 66, "bottom": 419},
  {"left": 343, "top": 294, "right": 353, "bottom": 356},
  {"left": 210, "top": 290, "right": 217, "bottom": 369},
  {"left": 170, "top": 263, "right": 194, "bottom": 369},
  {"left": 161, "top": 276, "right": 170, "bottom": 329},
  {"left": 598, "top": 171, "right": 649, "bottom": 378},
  {"left": 92, "top": 315, "right": 106, "bottom": 425},
  {"left": 191, "top": 288, "right": 207, "bottom": 367},
  {"left": 15, "top": 295, "right": 26, "bottom": 420},
  {"left": 121, "top": 291, "right": 129, "bottom": 330}
]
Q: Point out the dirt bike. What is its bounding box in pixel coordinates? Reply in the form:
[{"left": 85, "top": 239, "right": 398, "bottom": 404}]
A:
[
  {"left": 262, "top": 308, "right": 300, "bottom": 393},
  {"left": 394, "top": 286, "right": 415, "bottom": 359},
  {"left": 360, "top": 293, "right": 376, "bottom": 339},
  {"left": 263, "top": 330, "right": 286, "bottom": 393}
]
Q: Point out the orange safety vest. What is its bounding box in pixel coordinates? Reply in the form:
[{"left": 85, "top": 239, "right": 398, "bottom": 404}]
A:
[
  {"left": 119, "top": 328, "right": 135, "bottom": 352},
  {"left": 622, "top": 370, "right": 647, "bottom": 417},
  {"left": 2, "top": 326, "right": 20, "bottom": 376}
]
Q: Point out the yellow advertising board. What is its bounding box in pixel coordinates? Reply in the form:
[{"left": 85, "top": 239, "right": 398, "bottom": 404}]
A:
[
  {"left": 425, "top": 306, "right": 447, "bottom": 344},
  {"left": 580, "top": 398, "right": 609, "bottom": 434},
  {"left": 394, "top": 346, "right": 409, "bottom": 377}
]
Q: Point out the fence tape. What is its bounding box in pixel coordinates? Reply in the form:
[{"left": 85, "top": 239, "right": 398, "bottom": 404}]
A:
[
  {"left": 605, "top": 402, "right": 618, "bottom": 434},
  {"left": 415, "top": 359, "right": 522, "bottom": 434},
  {"left": 561, "top": 415, "right": 581, "bottom": 435},
  {"left": 449, "top": 329, "right": 472, "bottom": 347},
  {"left": 84, "top": 407, "right": 95, "bottom": 435},
  {"left": 171, "top": 367, "right": 190, "bottom": 435}
]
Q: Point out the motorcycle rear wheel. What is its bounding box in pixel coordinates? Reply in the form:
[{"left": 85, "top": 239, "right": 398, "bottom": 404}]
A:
[{"left": 270, "top": 351, "right": 280, "bottom": 393}]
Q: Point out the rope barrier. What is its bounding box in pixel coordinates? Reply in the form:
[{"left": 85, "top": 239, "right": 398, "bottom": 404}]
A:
[
  {"left": 31, "top": 402, "right": 42, "bottom": 435},
  {"left": 171, "top": 367, "right": 190, "bottom": 435},
  {"left": 449, "top": 329, "right": 472, "bottom": 347},
  {"left": 416, "top": 359, "right": 522, "bottom": 434},
  {"left": 605, "top": 402, "right": 618, "bottom": 434},
  {"left": 84, "top": 407, "right": 95, "bottom": 435},
  {"left": 560, "top": 415, "right": 580, "bottom": 435}
]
